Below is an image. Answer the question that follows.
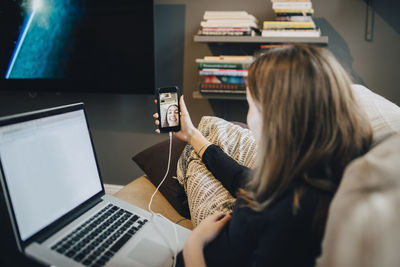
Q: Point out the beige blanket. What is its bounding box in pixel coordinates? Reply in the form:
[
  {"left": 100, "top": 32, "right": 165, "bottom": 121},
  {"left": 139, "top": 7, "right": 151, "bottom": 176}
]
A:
[{"left": 316, "top": 133, "right": 400, "bottom": 267}]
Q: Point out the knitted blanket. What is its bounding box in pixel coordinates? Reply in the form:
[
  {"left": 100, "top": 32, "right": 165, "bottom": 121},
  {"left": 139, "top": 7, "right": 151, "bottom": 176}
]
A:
[{"left": 177, "top": 116, "right": 257, "bottom": 226}]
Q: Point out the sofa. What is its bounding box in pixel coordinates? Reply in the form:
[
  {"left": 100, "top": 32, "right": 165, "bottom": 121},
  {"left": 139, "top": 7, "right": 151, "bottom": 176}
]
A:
[{"left": 129, "top": 84, "right": 400, "bottom": 265}]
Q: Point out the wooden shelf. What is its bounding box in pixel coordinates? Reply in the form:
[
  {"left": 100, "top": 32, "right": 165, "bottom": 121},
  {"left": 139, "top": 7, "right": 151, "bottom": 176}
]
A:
[
  {"left": 193, "top": 90, "right": 246, "bottom": 100},
  {"left": 194, "top": 35, "right": 328, "bottom": 45}
]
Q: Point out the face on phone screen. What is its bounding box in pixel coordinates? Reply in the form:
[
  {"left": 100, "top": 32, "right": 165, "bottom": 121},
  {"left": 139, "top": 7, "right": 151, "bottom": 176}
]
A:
[{"left": 159, "top": 92, "right": 179, "bottom": 128}]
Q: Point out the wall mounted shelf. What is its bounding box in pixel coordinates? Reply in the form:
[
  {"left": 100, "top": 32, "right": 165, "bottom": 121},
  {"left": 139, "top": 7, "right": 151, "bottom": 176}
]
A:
[
  {"left": 193, "top": 90, "right": 246, "bottom": 100},
  {"left": 194, "top": 35, "right": 328, "bottom": 45}
]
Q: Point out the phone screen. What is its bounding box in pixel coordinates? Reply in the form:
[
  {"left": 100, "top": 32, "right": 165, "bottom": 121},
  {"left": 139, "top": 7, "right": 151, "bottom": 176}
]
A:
[{"left": 159, "top": 91, "right": 179, "bottom": 129}]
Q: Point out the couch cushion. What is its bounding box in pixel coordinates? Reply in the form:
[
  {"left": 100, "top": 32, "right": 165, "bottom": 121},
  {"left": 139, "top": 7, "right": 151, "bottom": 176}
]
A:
[
  {"left": 317, "top": 133, "right": 400, "bottom": 267},
  {"left": 352, "top": 84, "right": 400, "bottom": 145}
]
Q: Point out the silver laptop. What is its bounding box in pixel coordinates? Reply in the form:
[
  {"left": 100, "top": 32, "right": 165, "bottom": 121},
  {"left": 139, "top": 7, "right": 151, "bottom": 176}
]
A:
[{"left": 0, "top": 103, "right": 191, "bottom": 267}]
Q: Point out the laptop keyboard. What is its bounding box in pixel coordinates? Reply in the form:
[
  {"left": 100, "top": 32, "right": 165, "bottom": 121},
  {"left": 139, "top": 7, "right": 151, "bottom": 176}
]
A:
[{"left": 51, "top": 203, "right": 148, "bottom": 267}]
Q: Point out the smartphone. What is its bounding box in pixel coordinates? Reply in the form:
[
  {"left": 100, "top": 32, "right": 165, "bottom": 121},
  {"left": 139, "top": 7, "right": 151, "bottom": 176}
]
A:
[{"left": 156, "top": 86, "right": 181, "bottom": 133}]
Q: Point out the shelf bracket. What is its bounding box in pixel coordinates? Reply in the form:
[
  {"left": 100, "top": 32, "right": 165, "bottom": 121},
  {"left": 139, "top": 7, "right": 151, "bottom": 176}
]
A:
[{"left": 365, "top": 0, "right": 375, "bottom": 42}]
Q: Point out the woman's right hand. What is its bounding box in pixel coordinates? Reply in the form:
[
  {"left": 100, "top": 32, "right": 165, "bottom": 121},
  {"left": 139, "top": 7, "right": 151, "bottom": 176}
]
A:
[
  {"left": 153, "top": 95, "right": 197, "bottom": 143},
  {"left": 153, "top": 95, "right": 212, "bottom": 157}
]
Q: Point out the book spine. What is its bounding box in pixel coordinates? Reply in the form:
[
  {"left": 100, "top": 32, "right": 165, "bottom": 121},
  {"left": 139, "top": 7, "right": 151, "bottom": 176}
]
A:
[
  {"left": 200, "top": 89, "right": 246, "bottom": 94},
  {"left": 199, "top": 30, "right": 253, "bottom": 36},
  {"left": 271, "top": 0, "right": 311, "bottom": 2},
  {"left": 199, "top": 82, "right": 247, "bottom": 90},
  {"left": 201, "top": 27, "right": 251, "bottom": 31},
  {"left": 199, "top": 69, "right": 248, "bottom": 76},
  {"left": 197, "top": 62, "right": 251, "bottom": 69},
  {"left": 204, "top": 76, "right": 247, "bottom": 84},
  {"left": 263, "top": 21, "right": 315, "bottom": 29},
  {"left": 261, "top": 29, "right": 321, "bottom": 37},
  {"left": 272, "top": 2, "right": 312, "bottom": 10},
  {"left": 203, "top": 11, "right": 249, "bottom": 18},
  {"left": 200, "top": 21, "right": 258, "bottom": 28},
  {"left": 274, "top": 9, "right": 314, "bottom": 15},
  {"left": 274, "top": 16, "right": 312, "bottom": 22}
]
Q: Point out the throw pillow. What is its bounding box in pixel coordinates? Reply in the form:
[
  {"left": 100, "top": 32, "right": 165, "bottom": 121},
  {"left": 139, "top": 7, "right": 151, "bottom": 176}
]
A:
[{"left": 132, "top": 136, "right": 190, "bottom": 218}]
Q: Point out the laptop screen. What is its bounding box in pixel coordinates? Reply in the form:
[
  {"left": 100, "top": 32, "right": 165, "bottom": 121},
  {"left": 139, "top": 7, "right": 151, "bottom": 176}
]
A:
[{"left": 0, "top": 108, "right": 103, "bottom": 241}]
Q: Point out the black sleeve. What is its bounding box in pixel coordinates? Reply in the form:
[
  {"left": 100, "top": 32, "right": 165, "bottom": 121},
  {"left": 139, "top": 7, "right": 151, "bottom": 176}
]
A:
[
  {"left": 176, "top": 189, "right": 322, "bottom": 267},
  {"left": 202, "top": 144, "right": 250, "bottom": 196}
]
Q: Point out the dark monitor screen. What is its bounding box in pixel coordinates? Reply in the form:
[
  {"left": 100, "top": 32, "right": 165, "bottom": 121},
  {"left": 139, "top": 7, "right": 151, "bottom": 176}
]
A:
[{"left": 0, "top": 0, "right": 155, "bottom": 94}]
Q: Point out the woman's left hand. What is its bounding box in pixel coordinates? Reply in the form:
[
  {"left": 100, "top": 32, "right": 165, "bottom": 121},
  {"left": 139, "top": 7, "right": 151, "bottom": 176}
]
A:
[
  {"left": 188, "top": 212, "right": 232, "bottom": 247},
  {"left": 183, "top": 212, "right": 231, "bottom": 267}
]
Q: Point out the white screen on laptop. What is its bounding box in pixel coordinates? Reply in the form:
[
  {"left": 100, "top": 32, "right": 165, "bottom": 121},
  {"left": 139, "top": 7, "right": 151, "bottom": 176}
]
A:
[{"left": 0, "top": 110, "right": 103, "bottom": 241}]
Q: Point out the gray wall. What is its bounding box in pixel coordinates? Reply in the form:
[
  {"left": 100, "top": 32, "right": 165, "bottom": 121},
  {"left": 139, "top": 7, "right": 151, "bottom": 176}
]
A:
[{"left": 0, "top": 0, "right": 399, "bottom": 185}]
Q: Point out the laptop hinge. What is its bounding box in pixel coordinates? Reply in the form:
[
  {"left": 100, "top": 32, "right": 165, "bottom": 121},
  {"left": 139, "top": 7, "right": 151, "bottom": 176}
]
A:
[{"left": 35, "top": 196, "right": 103, "bottom": 244}]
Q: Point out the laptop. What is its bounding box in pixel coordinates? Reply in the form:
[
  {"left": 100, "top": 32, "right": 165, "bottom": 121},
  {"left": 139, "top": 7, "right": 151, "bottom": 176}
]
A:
[{"left": 0, "top": 103, "right": 191, "bottom": 267}]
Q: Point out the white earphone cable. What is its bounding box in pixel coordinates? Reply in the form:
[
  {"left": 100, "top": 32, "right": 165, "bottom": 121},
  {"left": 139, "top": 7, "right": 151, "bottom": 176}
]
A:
[{"left": 148, "top": 132, "right": 179, "bottom": 267}]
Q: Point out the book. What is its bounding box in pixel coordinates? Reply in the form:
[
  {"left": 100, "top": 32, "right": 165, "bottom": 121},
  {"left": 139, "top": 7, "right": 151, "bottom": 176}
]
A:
[
  {"left": 200, "top": 89, "right": 246, "bottom": 94},
  {"left": 201, "top": 27, "right": 252, "bottom": 32},
  {"left": 272, "top": 2, "right": 312, "bottom": 10},
  {"left": 199, "top": 55, "right": 253, "bottom": 62},
  {"left": 196, "top": 56, "right": 253, "bottom": 69},
  {"left": 199, "top": 69, "right": 248, "bottom": 76},
  {"left": 271, "top": 0, "right": 311, "bottom": 2},
  {"left": 263, "top": 21, "right": 315, "bottom": 29},
  {"left": 274, "top": 15, "right": 312, "bottom": 22},
  {"left": 274, "top": 9, "right": 314, "bottom": 15},
  {"left": 203, "top": 11, "right": 258, "bottom": 22},
  {"left": 259, "top": 44, "right": 289, "bottom": 49},
  {"left": 200, "top": 20, "right": 258, "bottom": 28},
  {"left": 199, "top": 82, "right": 246, "bottom": 93},
  {"left": 197, "top": 62, "right": 252, "bottom": 70},
  {"left": 204, "top": 75, "right": 247, "bottom": 84},
  {"left": 198, "top": 29, "right": 255, "bottom": 36},
  {"left": 261, "top": 28, "right": 321, "bottom": 37}
]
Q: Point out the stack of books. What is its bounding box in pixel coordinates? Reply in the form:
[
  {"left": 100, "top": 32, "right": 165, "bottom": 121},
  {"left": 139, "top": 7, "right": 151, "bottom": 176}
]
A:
[
  {"left": 196, "top": 56, "right": 254, "bottom": 94},
  {"left": 262, "top": 0, "right": 321, "bottom": 37},
  {"left": 198, "top": 11, "right": 260, "bottom": 36}
]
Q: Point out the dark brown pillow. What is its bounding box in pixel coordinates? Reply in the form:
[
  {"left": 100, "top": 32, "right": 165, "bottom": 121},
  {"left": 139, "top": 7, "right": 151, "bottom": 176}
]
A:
[{"left": 132, "top": 136, "right": 190, "bottom": 218}]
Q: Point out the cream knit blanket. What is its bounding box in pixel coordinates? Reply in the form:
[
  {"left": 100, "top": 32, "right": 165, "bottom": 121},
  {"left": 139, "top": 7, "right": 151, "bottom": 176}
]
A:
[{"left": 177, "top": 116, "right": 257, "bottom": 226}]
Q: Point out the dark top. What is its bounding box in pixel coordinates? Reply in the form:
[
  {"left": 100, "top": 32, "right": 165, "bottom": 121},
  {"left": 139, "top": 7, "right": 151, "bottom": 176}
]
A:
[{"left": 177, "top": 145, "right": 323, "bottom": 267}]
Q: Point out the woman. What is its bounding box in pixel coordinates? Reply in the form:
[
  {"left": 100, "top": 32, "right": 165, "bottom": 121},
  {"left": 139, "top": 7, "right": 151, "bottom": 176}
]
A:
[
  {"left": 154, "top": 45, "right": 372, "bottom": 266},
  {"left": 164, "top": 104, "right": 179, "bottom": 127}
]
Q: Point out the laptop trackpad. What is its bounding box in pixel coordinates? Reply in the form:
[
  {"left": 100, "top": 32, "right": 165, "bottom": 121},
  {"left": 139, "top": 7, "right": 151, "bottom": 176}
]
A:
[{"left": 128, "top": 238, "right": 172, "bottom": 267}]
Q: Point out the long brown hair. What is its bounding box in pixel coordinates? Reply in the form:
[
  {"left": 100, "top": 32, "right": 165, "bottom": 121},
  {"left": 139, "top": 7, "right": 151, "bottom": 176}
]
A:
[{"left": 241, "top": 45, "right": 372, "bottom": 230}]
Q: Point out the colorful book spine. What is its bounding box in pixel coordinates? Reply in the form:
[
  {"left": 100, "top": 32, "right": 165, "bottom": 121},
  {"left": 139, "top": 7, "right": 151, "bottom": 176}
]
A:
[
  {"left": 204, "top": 76, "right": 247, "bottom": 84},
  {"left": 198, "top": 30, "right": 254, "bottom": 36}
]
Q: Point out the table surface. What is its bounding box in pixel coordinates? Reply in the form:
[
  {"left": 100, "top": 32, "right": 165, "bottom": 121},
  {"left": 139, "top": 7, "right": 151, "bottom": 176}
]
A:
[{"left": 113, "top": 176, "right": 193, "bottom": 230}]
